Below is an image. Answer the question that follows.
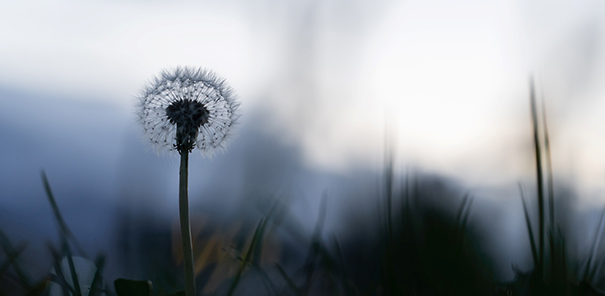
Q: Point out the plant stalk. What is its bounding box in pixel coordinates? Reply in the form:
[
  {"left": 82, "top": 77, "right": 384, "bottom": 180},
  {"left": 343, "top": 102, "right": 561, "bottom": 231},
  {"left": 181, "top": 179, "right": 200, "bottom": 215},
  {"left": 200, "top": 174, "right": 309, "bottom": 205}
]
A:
[
  {"left": 179, "top": 151, "right": 195, "bottom": 296},
  {"left": 530, "top": 78, "right": 545, "bottom": 281}
]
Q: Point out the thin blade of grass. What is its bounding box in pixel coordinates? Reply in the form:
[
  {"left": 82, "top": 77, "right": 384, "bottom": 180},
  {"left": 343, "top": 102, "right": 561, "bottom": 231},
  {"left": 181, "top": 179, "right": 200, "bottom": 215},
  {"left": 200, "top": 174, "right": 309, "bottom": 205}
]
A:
[
  {"left": 333, "top": 236, "right": 355, "bottom": 296},
  {"left": 62, "top": 242, "right": 82, "bottom": 296},
  {"left": 589, "top": 259, "right": 605, "bottom": 285},
  {"left": 0, "top": 243, "right": 27, "bottom": 278},
  {"left": 252, "top": 196, "right": 282, "bottom": 268},
  {"left": 89, "top": 254, "right": 106, "bottom": 296},
  {"left": 402, "top": 168, "right": 412, "bottom": 227},
  {"left": 559, "top": 228, "right": 568, "bottom": 282},
  {"left": 303, "top": 194, "right": 328, "bottom": 288},
  {"left": 384, "top": 143, "right": 394, "bottom": 241},
  {"left": 0, "top": 228, "right": 31, "bottom": 287},
  {"left": 226, "top": 216, "right": 268, "bottom": 296},
  {"left": 519, "top": 184, "right": 538, "bottom": 270},
  {"left": 24, "top": 279, "right": 50, "bottom": 296},
  {"left": 47, "top": 241, "right": 74, "bottom": 296},
  {"left": 458, "top": 196, "right": 474, "bottom": 242},
  {"left": 548, "top": 230, "right": 556, "bottom": 282},
  {"left": 583, "top": 207, "right": 605, "bottom": 282},
  {"left": 541, "top": 100, "right": 559, "bottom": 284},
  {"left": 41, "top": 171, "right": 88, "bottom": 258},
  {"left": 530, "top": 77, "right": 545, "bottom": 280},
  {"left": 42, "top": 171, "right": 85, "bottom": 296},
  {"left": 542, "top": 101, "right": 555, "bottom": 241},
  {"left": 276, "top": 264, "right": 303, "bottom": 296},
  {"left": 455, "top": 194, "right": 470, "bottom": 228},
  {"left": 252, "top": 266, "right": 278, "bottom": 296}
]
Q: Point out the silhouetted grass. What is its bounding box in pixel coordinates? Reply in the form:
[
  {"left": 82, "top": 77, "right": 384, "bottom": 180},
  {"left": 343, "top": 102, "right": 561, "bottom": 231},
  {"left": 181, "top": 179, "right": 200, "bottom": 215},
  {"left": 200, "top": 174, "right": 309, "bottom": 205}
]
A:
[{"left": 509, "top": 79, "right": 605, "bottom": 296}]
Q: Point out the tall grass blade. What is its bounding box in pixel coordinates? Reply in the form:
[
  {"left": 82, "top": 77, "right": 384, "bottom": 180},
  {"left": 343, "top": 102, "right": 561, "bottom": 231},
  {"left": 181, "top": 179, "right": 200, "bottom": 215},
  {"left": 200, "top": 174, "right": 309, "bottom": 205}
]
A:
[
  {"left": 303, "top": 194, "right": 328, "bottom": 287},
  {"left": 41, "top": 171, "right": 83, "bottom": 296},
  {"left": 454, "top": 194, "right": 473, "bottom": 242},
  {"left": 542, "top": 101, "right": 559, "bottom": 283},
  {"left": 458, "top": 196, "right": 474, "bottom": 242},
  {"left": 226, "top": 216, "right": 268, "bottom": 296},
  {"left": 252, "top": 196, "right": 282, "bottom": 268},
  {"left": 62, "top": 242, "right": 82, "bottom": 296},
  {"left": 530, "top": 78, "right": 545, "bottom": 280},
  {"left": 41, "top": 171, "right": 88, "bottom": 258},
  {"left": 333, "top": 237, "right": 355, "bottom": 296},
  {"left": 548, "top": 231, "right": 556, "bottom": 283},
  {"left": 89, "top": 254, "right": 106, "bottom": 296},
  {"left": 403, "top": 168, "right": 412, "bottom": 226},
  {"left": 0, "top": 243, "right": 27, "bottom": 279},
  {"left": 0, "top": 228, "right": 31, "bottom": 287},
  {"left": 384, "top": 143, "right": 394, "bottom": 241},
  {"left": 276, "top": 264, "right": 303, "bottom": 296},
  {"left": 559, "top": 227, "right": 569, "bottom": 293},
  {"left": 47, "top": 241, "right": 74, "bottom": 296},
  {"left": 542, "top": 101, "right": 555, "bottom": 243},
  {"left": 519, "top": 184, "right": 539, "bottom": 269},
  {"left": 582, "top": 207, "right": 605, "bottom": 282},
  {"left": 455, "top": 194, "right": 471, "bottom": 227},
  {"left": 252, "top": 266, "right": 277, "bottom": 296}
]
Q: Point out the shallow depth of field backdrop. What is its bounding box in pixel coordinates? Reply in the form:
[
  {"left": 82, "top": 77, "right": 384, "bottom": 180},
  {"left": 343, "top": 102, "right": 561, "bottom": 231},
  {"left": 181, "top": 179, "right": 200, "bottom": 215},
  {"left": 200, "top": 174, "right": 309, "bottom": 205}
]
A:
[{"left": 1, "top": 0, "right": 605, "bottom": 288}]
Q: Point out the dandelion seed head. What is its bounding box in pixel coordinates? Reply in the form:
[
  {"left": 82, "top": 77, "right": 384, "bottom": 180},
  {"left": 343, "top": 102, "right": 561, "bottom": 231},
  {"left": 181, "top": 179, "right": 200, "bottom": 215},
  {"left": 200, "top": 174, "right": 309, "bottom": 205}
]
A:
[{"left": 137, "top": 66, "right": 239, "bottom": 156}]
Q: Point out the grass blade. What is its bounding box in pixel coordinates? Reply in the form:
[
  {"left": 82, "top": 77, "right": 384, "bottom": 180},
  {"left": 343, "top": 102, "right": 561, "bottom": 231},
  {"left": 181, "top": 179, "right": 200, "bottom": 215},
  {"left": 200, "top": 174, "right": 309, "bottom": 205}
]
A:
[
  {"left": 89, "top": 254, "right": 106, "bottom": 296},
  {"left": 0, "top": 242, "right": 27, "bottom": 279},
  {"left": 302, "top": 194, "right": 328, "bottom": 290},
  {"left": 582, "top": 207, "right": 605, "bottom": 282},
  {"left": 47, "top": 241, "right": 74, "bottom": 296},
  {"left": 276, "top": 264, "right": 303, "bottom": 296},
  {"left": 333, "top": 237, "right": 355, "bottom": 296},
  {"left": 226, "top": 216, "right": 268, "bottom": 296},
  {"left": 458, "top": 195, "right": 474, "bottom": 242},
  {"left": 41, "top": 172, "right": 83, "bottom": 296},
  {"left": 530, "top": 77, "right": 545, "bottom": 280},
  {"left": 41, "top": 171, "right": 88, "bottom": 258},
  {"left": 542, "top": 100, "right": 555, "bottom": 241},
  {"left": 455, "top": 194, "right": 471, "bottom": 228},
  {"left": 0, "top": 228, "right": 31, "bottom": 288},
  {"left": 253, "top": 266, "right": 278, "bottom": 296},
  {"left": 519, "top": 184, "right": 538, "bottom": 270},
  {"left": 62, "top": 242, "right": 82, "bottom": 296},
  {"left": 384, "top": 143, "right": 394, "bottom": 241}
]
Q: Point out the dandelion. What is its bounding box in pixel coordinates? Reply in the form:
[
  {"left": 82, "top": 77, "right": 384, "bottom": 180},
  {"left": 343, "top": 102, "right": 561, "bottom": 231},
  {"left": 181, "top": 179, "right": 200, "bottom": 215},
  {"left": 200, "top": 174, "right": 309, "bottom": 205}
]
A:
[
  {"left": 137, "top": 67, "right": 239, "bottom": 296},
  {"left": 138, "top": 67, "right": 239, "bottom": 156}
]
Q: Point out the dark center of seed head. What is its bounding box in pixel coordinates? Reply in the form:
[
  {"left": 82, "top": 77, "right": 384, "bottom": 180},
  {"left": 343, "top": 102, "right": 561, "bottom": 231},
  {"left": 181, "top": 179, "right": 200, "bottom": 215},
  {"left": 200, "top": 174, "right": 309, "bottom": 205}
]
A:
[{"left": 166, "top": 99, "right": 210, "bottom": 152}]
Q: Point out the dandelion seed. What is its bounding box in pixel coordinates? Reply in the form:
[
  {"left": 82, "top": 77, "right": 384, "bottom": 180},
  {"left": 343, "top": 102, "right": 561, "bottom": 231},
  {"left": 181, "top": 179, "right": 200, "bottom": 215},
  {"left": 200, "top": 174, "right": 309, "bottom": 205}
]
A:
[{"left": 137, "top": 66, "right": 239, "bottom": 156}]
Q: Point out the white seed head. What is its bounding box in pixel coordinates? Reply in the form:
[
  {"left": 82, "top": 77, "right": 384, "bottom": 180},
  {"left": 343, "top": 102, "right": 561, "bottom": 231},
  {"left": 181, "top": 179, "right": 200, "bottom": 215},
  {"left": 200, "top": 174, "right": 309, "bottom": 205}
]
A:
[{"left": 137, "top": 67, "right": 240, "bottom": 156}]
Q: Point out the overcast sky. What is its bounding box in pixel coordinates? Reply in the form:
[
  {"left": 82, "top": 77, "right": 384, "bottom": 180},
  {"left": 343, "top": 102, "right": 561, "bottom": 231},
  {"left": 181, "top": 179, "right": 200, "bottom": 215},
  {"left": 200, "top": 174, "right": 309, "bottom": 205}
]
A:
[{"left": 1, "top": 0, "right": 604, "bottom": 191}]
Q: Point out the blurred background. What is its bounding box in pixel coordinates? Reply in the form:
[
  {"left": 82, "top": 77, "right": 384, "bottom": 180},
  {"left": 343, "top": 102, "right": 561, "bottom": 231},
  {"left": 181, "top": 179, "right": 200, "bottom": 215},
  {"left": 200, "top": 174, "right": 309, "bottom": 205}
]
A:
[{"left": 1, "top": 0, "right": 605, "bottom": 293}]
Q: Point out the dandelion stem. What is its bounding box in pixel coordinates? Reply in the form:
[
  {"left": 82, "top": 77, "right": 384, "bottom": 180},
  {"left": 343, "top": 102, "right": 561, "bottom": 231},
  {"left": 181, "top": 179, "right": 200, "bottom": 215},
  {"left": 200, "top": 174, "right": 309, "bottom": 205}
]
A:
[{"left": 179, "top": 150, "right": 196, "bottom": 296}]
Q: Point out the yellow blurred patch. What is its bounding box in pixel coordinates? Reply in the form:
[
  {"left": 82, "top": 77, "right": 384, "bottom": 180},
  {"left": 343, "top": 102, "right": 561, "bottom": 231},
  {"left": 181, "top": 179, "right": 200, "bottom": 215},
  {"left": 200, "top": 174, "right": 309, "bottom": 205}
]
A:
[{"left": 171, "top": 215, "right": 281, "bottom": 293}]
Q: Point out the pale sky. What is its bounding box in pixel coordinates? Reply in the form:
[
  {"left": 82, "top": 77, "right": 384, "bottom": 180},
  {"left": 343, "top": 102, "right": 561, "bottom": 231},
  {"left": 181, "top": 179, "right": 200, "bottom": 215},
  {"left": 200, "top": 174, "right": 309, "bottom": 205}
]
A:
[{"left": 1, "top": 0, "right": 604, "bottom": 191}]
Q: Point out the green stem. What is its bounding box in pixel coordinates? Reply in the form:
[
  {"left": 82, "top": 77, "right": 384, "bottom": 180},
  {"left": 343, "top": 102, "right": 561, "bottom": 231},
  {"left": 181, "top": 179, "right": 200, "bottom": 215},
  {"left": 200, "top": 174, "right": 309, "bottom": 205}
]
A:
[{"left": 179, "top": 151, "right": 195, "bottom": 296}]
